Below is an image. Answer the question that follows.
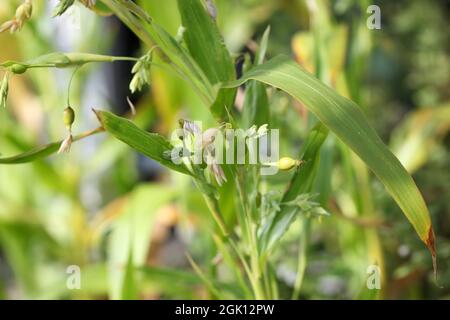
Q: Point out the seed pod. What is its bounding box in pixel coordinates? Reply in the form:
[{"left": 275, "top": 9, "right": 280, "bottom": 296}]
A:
[
  {"left": 15, "top": 0, "right": 33, "bottom": 23},
  {"left": 10, "top": 64, "right": 28, "bottom": 74},
  {"left": 63, "top": 106, "right": 75, "bottom": 131},
  {"left": 277, "top": 157, "right": 302, "bottom": 171}
]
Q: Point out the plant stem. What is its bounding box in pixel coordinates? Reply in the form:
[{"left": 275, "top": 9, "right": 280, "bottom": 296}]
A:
[
  {"left": 292, "top": 218, "right": 309, "bottom": 299},
  {"left": 73, "top": 126, "right": 104, "bottom": 142}
]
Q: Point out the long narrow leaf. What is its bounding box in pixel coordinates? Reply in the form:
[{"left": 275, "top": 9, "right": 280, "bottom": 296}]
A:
[
  {"left": 226, "top": 55, "right": 435, "bottom": 258},
  {"left": 94, "top": 110, "right": 192, "bottom": 176},
  {"left": 0, "top": 128, "right": 102, "bottom": 164},
  {"left": 177, "top": 0, "right": 236, "bottom": 121}
]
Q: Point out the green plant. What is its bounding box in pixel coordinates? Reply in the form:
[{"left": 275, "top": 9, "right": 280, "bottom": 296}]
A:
[{"left": 0, "top": 0, "right": 438, "bottom": 299}]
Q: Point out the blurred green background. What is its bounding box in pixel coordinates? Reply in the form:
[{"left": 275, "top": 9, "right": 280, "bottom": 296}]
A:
[{"left": 0, "top": 0, "right": 449, "bottom": 299}]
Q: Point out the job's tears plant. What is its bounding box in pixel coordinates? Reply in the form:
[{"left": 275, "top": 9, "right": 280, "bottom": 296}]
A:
[{"left": 0, "top": 0, "right": 437, "bottom": 298}]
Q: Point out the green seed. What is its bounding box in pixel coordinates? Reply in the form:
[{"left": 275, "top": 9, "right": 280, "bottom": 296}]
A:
[
  {"left": 277, "top": 157, "right": 301, "bottom": 171},
  {"left": 10, "top": 64, "right": 28, "bottom": 74},
  {"left": 63, "top": 106, "right": 75, "bottom": 130}
]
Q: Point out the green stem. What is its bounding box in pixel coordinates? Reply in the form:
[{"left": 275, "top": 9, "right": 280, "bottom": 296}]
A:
[
  {"left": 191, "top": 176, "right": 228, "bottom": 237},
  {"left": 234, "top": 166, "right": 266, "bottom": 299},
  {"left": 292, "top": 218, "right": 309, "bottom": 299}
]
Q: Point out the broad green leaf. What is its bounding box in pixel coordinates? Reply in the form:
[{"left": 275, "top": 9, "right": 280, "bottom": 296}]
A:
[
  {"left": 94, "top": 110, "right": 192, "bottom": 176},
  {"left": 177, "top": 0, "right": 236, "bottom": 121},
  {"left": 177, "top": 0, "right": 235, "bottom": 85},
  {"left": 260, "top": 124, "right": 328, "bottom": 251},
  {"left": 226, "top": 55, "right": 435, "bottom": 257}
]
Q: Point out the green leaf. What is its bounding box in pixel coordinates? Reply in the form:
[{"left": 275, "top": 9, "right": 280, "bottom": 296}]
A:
[
  {"left": 0, "top": 128, "right": 102, "bottom": 164},
  {"left": 52, "top": 0, "right": 75, "bottom": 17},
  {"left": 227, "top": 55, "right": 435, "bottom": 256},
  {"left": 0, "top": 142, "right": 60, "bottom": 164},
  {"left": 94, "top": 110, "right": 192, "bottom": 176},
  {"left": 177, "top": 0, "right": 236, "bottom": 121},
  {"left": 107, "top": 184, "right": 175, "bottom": 299},
  {"left": 177, "top": 0, "right": 235, "bottom": 86},
  {"left": 120, "top": 251, "right": 138, "bottom": 300},
  {"left": 242, "top": 26, "right": 271, "bottom": 128}
]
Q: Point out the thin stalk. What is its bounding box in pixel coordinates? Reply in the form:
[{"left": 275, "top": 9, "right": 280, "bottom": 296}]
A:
[
  {"left": 198, "top": 185, "right": 228, "bottom": 237},
  {"left": 67, "top": 66, "right": 81, "bottom": 107},
  {"left": 292, "top": 218, "right": 309, "bottom": 299},
  {"left": 73, "top": 126, "right": 104, "bottom": 142},
  {"left": 233, "top": 168, "right": 251, "bottom": 245},
  {"left": 234, "top": 166, "right": 266, "bottom": 299},
  {"left": 249, "top": 221, "right": 265, "bottom": 299}
]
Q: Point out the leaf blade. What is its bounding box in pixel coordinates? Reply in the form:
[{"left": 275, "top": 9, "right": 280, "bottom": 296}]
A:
[
  {"left": 226, "top": 55, "right": 434, "bottom": 253},
  {"left": 177, "top": 0, "right": 236, "bottom": 121},
  {"left": 94, "top": 110, "right": 192, "bottom": 176}
]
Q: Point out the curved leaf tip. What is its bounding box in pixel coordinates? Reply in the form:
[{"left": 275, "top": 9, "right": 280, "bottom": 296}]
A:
[{"left": 224, "top": 54, "right": 435, "bottom": 265}]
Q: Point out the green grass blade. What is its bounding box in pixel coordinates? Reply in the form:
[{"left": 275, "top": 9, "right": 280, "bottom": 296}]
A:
[
  {"left": 0, "top": 128, "right": 102, "bottom": 164},
  {"left": 176, "top": 0, "right": 235, "bottom": 85},
  {"left": 226, "top": 55, "right": 435, "bottom": 257},
  {"left": 94, "top": 110, "right": 192, "bottom": 176},
  {"left": 243, "top": 26, "right": 271, "bottom": 127},
  {"left": 0, "top": 141, "right": 60, "bottom": 164},
  {"left": 177, "top": 0, "right": 236, "bottom": 121}
]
